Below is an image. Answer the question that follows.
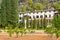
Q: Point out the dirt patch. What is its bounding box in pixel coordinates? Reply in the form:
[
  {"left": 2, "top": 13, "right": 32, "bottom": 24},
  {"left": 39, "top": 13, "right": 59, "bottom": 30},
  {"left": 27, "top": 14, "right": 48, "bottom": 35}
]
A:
[{"left": 0, "top": 33, "right": 58, "bottom": 40}]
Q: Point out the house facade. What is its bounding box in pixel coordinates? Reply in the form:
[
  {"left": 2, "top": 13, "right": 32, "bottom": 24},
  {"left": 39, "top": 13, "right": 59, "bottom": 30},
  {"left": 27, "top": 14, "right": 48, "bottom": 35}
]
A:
[{"left": 19, "top": 10, "right": 58, "bottom": 28}]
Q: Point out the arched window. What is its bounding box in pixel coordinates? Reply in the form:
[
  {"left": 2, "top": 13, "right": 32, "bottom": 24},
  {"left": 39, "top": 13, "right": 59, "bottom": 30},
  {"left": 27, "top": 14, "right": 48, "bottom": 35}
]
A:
[
  {"left": 36, "top": 15, "right": 39, "bottom": 18},
  {"left": 49, "top": 14, "right": 51, "bottom": 18},
  {"left": 45, "top": 15, "right": 47, "bottom": 18},
  {"left": 20, "top": 17, "right": 21, "bottom": 20},
  {"left": 29, "top": 16, "right": 31, "bottom": 19}
]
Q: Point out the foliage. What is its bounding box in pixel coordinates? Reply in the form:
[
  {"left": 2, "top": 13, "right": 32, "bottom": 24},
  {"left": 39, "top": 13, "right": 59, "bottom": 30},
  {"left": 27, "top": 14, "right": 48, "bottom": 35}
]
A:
[
  {"left": 1, "top": 0, "right": 7, "bottom": 27},
  {"left": 45, "top": 27, "right": 55, "bottom": 34},
  {"left": 14, "top": 27, "right": 20, "bottom": 37},
  {"left": 52, "top": 16, "right": 60, "bottom": 38},
  {"left": 43, "top": 15, "right": 47, "bottom": 29},
  {"left": 30, "top": 19, "right": 33, "bottom": 29},
  {"left": 19, "top": 16, "right": 25, "bottom": 28},
  {"left": 7, "top": 24, "right": 14, "bottom": 37},
  {"left": 33, "top": 3, "right": 46, "bottom": 10},
  {"left": 37, "top": 20, "right": 40, "bottom": 30},
  {"left": 52, "top": 16, "right": 60, "bottom": 30},
  {"left": 8, "top": 0, "right": 19, "bottom": 27},
  {"left": 0, "top": 9, "right": 1, "bottom": 26},
  {"left": 28, "top": 0, "right": 33, "bottom": 5},
  {"left": 56, "top": 29, "right": 60, "bottom": 38},
  {"left": 45, "top": 27, "right": 56, "bottom": 40},
  {"left": 33, "top": 18, "right": 37, "bottom": 29},
  {"left": 27, "top": 7, "right": 33, "bottom": 11},
  {"left": 26, "top": 15, "right": 29, "bottom": 28},
  {"left": 53, "top": 2, "right": 60, "bottom": 11},
  {"left": 0, "top": 0, "right": 19, "bottom": 28},
  {"left": 19, "top": 29, "right": 27, "bottom": 36},
  {"left": 30, "top": 30, "right": 35, "bottom": 33},
  {"left": 21, "top": 6, "right": 26, "bottom": 12}
]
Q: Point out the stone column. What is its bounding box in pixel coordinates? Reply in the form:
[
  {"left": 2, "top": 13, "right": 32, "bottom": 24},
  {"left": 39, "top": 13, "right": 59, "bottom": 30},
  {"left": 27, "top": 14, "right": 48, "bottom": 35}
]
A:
[{"left": 25, "top": 19, "right": 27, "bottom": 29}]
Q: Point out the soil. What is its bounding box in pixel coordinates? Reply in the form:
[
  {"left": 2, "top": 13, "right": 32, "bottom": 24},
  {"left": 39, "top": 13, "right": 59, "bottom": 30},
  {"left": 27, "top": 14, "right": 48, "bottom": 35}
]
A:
[{"left": 0, "top": 33, "right": 58, "bottom": 40}]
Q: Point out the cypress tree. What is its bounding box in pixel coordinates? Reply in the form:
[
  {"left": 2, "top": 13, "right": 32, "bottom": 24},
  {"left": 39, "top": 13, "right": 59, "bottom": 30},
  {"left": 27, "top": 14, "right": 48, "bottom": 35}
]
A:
[
  {"left": 7, "top": 0, "right": 19, "bottom": 28},
  {"left": 1, "top": 0, "right": 7, "bottom": 27},
  {"left": 1, "top": 0, "right": 19, "bottom": 28},
  {"left": 0, "top": 9, "right": 1, "bottom": 26}
]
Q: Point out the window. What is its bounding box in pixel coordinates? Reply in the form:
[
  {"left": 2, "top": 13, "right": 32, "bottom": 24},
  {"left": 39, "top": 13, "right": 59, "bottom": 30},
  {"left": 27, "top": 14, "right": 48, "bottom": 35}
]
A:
[
  {"left": 40, "top": 15, "right": 43, "bottom": 18},
  {"left": 29, "top": 16, "right": 31, "bottom": 19},
  {"left": 20, "top": 13, "right": 21, "bottom": 15},
  {"left": 45, "top": 15, "right": 47, "bottom": 18},
  {"left": 20, "top": 17, "right": 21, "bottom": 20},
  {"left": 49, "top": 14, "right": 51, "bottom": 18},
  {"left": 36, "top": 15, "right": 39, "bottom": 18}
]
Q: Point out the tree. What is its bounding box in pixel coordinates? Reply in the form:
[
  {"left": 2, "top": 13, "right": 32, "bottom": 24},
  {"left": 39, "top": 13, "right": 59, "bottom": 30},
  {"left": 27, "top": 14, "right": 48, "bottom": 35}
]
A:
[
  {"left": 33, "top": 3, "right": 46, "bottom": 10},
  {"left": 14, "top": 27, "right": 20, "bottom": 38},
  {"left": 37, "top": 19, "right": 40, "bottom": 30},
  {"left": 7, "top": 24, "right": 14, "bottom": 37},
  {"left": 6, "top": 0, "right": 19, "bottom": 28},
  {"left": 52, "top": 16, "right": 60, "bottom": 40},
  {"left": 21, "top": 7, "right": 26, "bottom": 29},
  {"left": 0, "top": 9, "right": 1, "bottom": 26},
  {"left": 30, "top": 19, "right": 33, "bottom": 29},
  {"left": 40, "top": 18, "right": 43, "bottom": 28},
  {"left": 39, "top": 0, "right": 50, "bottom": 9},
  {"left": 1, "top": 0, "right": 7, "bottom": 28},
  {"left": 0, "top": 0, "right": 2, "bottom": 9},
  {"left": 26, "top": 15, "right": 29, "bottom": 28},
  {"left": 28, "top": 0, "right": 33, "bottom": 6},
  {"left": 20, "top": 9, "right": 26, "bottom": 29},
  {"left": 21, "top": 6, "right": 26, "bottom": 12},
  {"left": 53, "top": 3, "right": 60, "bottom": 11},
  {"left": 45, "top": 27, "right": 55, "bottom": 40},
  {"left": 27, "top": 7, "right": 33, "bottom": 12},
  {"left": 52, "top": 16, "right": 60, "bottom": 30},
  {"left": 53, "top": 2, "right": 60, "bottom": 40},
  {"left": 20, "top": 17, "right": 25, "bottom": 29},
  {"left": 1, "top": 0, "right": 19, "bottom": 28},
  {"left": 11, "top": 0, "right": 18, "bottom": 27}
]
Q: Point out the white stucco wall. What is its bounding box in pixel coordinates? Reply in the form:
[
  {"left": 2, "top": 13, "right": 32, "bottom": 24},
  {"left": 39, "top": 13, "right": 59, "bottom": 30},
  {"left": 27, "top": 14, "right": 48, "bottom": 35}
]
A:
[{"left": 19, "top": 10, "right": 58, "bottom": 21}]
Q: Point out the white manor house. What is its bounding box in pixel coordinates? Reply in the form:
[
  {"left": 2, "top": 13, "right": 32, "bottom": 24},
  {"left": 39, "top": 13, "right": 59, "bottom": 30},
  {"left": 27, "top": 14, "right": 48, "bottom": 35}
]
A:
[{"left": 19, "top": 10, "right": 58, "bottom": 28}]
